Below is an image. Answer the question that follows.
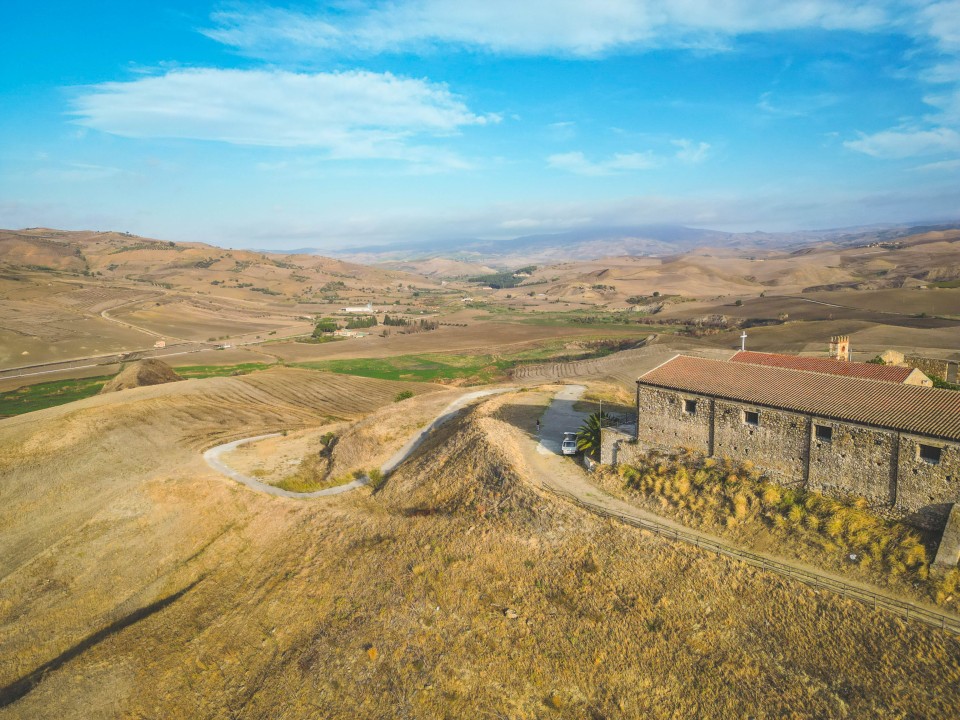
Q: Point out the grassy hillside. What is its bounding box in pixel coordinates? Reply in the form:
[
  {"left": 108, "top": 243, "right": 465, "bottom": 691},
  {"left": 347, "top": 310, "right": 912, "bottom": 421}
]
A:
[{"left": 1, "top": 382, "right": 958, "bottom": 717}]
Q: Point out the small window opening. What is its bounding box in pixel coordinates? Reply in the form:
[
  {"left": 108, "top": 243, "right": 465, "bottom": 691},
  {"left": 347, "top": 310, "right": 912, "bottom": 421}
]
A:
[
  {"left": 744, "top": 410, "right": 759, "bottom": 427},
  {"left": 815, "top": 425, "right": 832, "bottom": 442},
  {"left": 918, "top": 444, "right": 942, "bottom": 465},
  {"left": 684, "top": 399, "right": 697, "bottom": 414}
]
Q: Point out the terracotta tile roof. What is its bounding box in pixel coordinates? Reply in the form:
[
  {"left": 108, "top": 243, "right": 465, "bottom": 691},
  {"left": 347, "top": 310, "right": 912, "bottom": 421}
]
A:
[
  {"left": 639, "top": 355, "right": 960, "bottom": 442},
  {"left": 731, "top": 351, "right": 916, "bottom": 383}
]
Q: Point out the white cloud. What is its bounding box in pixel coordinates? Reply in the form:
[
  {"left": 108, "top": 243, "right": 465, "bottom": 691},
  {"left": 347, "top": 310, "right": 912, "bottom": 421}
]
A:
[
  {"left": 547, "top": 121, "right": 577, "bottom": 141},
  {"left": 917, "top": 0, "right": 960, "bottom": 52},
  {"left": 844, "top": 126, "right": 960, "bottom": 157},
  {"left": 35, "top": 163, "right": 128, "bottom": 182},
  {"left": 547, "top": 150, "right": 660, "bottom": 175},
  {"left": 911, "top": 157, "right": 960, "bottom": 171},
  {"left": 70, "top": 68, "right": 497, "bottom": 166},
  {"left": 672, "top": 138, "right": 711, "bottom": 163},
  {"left": 204, "top": 1, "right": 894, "bottom": 59}
]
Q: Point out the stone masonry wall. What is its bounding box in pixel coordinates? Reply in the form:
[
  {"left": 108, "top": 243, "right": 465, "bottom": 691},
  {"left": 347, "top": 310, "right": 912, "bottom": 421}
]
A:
[
  {"left": 905, "top": 354, "right": 958, "bottom": 383},
  {"left": 807, "top": 419, "right": 898, "bottom": 506},
  {"left": 635, "top": 386, "right": 712, "bottom": 453},
  {"left": 626, "top": 383, "right": 960, "bottom": 530},
  {"left": 711, "top": 400, "right": 808, "bottom": 484},
  {"left": 601, "top": 427, "right": 647, "bottom": 467},
  {"left": 896, "top": 436, "right": 960, "bottom": 529}
]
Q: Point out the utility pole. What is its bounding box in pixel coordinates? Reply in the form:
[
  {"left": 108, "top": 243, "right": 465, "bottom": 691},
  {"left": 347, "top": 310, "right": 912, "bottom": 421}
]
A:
[{"left": 599, "top": 397, "right": 602, "bottom": 460}]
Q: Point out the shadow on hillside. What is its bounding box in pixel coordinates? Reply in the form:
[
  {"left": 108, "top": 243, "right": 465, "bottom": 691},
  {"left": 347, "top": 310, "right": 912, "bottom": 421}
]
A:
[{"left": 0, "top": 577, "right": 206, "bottom": 708}]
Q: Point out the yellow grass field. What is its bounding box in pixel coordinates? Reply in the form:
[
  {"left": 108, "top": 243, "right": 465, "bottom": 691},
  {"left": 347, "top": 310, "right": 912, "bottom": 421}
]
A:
[{"left": 2, "top": 379, "right": 959, "bottom": 718}]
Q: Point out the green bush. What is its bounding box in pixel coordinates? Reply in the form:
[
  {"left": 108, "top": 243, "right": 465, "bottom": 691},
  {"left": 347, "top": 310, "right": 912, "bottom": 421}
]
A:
[
  {"left": 394, "top": 390, "right": 414, "bottom": 402},
  {"left": 368, "top": 468, "right": 385, "bottom": 491}
]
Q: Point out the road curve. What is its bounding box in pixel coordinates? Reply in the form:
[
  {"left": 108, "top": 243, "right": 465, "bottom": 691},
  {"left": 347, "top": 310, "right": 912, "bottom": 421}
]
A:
[{"left": 203, "top": 386, "right": 516, "bottom": 499}]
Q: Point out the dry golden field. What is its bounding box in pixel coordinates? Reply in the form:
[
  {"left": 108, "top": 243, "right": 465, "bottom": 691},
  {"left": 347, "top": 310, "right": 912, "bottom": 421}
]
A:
[{"left": 2, "top": 379, "right": 959, "bottom": 718}]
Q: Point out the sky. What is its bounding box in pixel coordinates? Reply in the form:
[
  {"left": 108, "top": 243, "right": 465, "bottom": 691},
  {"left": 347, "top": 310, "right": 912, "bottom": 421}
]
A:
[{"left": 2, "top": 1, "right": 960, "bottom": 251}]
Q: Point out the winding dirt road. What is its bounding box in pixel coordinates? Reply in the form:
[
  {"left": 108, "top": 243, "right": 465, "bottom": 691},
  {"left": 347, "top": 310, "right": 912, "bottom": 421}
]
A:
[{"left": 203, "top": 386, "right": 516, "bottom": 499}]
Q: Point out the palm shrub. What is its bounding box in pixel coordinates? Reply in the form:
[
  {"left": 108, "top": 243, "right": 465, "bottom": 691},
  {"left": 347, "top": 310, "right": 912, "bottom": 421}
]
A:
[{"left": 576, "top": 411, "right": 618, "bottom": 459}]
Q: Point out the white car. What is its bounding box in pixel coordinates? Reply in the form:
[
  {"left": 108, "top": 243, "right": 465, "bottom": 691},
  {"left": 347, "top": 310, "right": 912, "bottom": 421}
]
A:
[{"left": 561, "top": 432, "right": 579, "bottom": 456}]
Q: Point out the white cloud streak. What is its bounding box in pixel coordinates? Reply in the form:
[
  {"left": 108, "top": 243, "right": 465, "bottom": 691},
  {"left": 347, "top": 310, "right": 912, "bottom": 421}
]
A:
[
  {"left": 204, "top": 1, "right": 896, "bottom": 58},
  {"left": 547, "top": 150, "right": 660, "bottom": 175},
  {"left": 70, "top": 68, "right": 497, "bottom": 166},
  {"left": 844, "top": 127, "right": 960, "bottom": 157},
  {"left": 548, "top": 140, "right": 710, "bottom": 175}
]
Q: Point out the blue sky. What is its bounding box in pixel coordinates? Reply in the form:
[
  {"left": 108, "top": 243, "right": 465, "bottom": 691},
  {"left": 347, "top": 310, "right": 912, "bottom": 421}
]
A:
[{"left": 2, "top": 1, "right": 960, "bottom": 250}]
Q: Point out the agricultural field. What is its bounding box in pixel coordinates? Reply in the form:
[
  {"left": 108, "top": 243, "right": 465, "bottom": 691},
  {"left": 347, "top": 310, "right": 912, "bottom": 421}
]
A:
[{"left": 109, "top": 301, "right": 300, "bottom": 342}]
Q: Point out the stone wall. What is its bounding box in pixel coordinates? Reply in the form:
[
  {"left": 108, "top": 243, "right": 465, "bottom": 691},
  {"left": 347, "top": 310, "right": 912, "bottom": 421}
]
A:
[
  {"left": 896, "top": 435, "right": 960, "bottom": 528},
  {"left": 635, "top": 386, "right": 712, "bottom": 453},
  {"left": 905, "top": 354, "right": 958, "bottom": 383},
  {"left": 711, "top": 400, "right": 808, "bottom": 483},
  {"left": 807, "top": 419, "right": 898, "bottom": 506},
  {"left": 627, "top": 382, "right": 960, "bottom": 530},
  {"left": 601, "top": 427, "right": 647, "bottom": 467}
]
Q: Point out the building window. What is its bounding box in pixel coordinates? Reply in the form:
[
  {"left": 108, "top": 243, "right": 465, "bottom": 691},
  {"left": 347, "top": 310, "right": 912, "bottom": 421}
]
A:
[
  {"left": 743, "top": 410, "right": 759, "bottom": 427},
  {"left": 815, "top": 425, "right": 833, "bottom": 442},
  {"left": 918, "top": 444, "right": 942, "bottom": 465},
  {"left": 684, "top": 399, "right": 697, "bottom": 414}
]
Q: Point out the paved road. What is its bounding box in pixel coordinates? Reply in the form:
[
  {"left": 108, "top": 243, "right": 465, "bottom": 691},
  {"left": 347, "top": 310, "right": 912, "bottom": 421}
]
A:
[
  {"left": 527, "top": 385, "right": 960, "bottom": 634},
  {"left": 203, "top": 386, "right": 516, "bottom": 499}
]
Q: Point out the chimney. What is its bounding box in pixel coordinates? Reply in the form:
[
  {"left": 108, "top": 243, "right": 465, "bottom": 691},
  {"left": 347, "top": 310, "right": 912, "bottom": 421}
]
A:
[{"left": 829, "top": 335, "right": 850, "bottom": 362}]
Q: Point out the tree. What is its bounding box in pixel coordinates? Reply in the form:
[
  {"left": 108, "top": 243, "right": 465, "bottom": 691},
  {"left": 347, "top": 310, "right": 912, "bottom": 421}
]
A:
[
  {"left": 576, "top": 411, "right": 617, "bottom": 459},
  {"left": 312, "top": 318, "right": 338, "bottom": 336}
]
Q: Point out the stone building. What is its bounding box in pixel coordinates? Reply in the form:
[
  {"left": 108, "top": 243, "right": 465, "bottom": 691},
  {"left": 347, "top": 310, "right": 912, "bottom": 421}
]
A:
[
  {"left": 730, "top": 350, "right": 933, "bottom": 386},
  {"left": 603, "top": 355, "right": 960, "bottom": 530}
]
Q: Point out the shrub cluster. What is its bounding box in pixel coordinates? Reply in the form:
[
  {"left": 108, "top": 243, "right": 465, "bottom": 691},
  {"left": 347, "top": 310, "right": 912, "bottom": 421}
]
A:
[{"left": 618, "top": 452, "right": 932, "bottom": 584}]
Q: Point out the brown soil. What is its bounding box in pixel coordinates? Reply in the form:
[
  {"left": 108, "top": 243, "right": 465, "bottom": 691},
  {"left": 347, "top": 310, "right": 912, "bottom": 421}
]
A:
[{"left": 99, "top": 359, "right": 183, "bottom": 393}]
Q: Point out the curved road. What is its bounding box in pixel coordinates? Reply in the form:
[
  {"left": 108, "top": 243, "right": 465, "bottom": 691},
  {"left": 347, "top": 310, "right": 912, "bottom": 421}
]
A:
[{"left": 203, "top": 386, "right": 516, "bottom": 499}]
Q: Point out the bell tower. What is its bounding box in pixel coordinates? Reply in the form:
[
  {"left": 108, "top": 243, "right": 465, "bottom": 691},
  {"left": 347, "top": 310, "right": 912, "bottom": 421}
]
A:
[{"left": 829, "top": 335, "right": 850, "bottom": 362}]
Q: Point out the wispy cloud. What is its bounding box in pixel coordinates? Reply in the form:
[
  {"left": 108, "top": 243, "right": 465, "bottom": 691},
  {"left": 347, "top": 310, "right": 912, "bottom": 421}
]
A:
[
  {"left": 672, "top": 138, "right": 711, "bottom": 164},
  {"left": 911, "top": 157, "right": 960, "bottom": 171},
  {"left": 845, "top": 127, "right": 960, "bottom": 157},
  {"left": 547, "top": 150, "right": 660, "bottom": 175},
  {"left": 203, "top": 1, "right": 894, "bottom": 59},
  {"left": 757, "top": 91, "right": 840, "bottom": 118},
  {"left": 70, "top": 68, "right": 498, "bottom": 167},
  {"left": 35, "top": 162, "right": 128, "bottom": 182},
  {"left": 548, "top": 139, "right": 710, "bottom": 175}
]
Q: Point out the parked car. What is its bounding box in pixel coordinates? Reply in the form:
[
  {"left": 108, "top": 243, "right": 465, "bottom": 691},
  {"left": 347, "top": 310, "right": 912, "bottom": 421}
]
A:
[{"left": 561, "top": 432, "right": 579, "bottom": 455}]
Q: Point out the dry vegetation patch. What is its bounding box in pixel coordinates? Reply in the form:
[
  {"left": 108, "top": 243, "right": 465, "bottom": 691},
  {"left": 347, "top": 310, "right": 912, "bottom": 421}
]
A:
[{"left": 597, "top": 450, "right": 960, "bottom": 612}]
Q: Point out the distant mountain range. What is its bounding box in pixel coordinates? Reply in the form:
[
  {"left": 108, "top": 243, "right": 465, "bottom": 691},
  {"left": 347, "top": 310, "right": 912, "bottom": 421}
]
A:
[{"left": 323, "top": 222, "right": 960, "bottom": 270}]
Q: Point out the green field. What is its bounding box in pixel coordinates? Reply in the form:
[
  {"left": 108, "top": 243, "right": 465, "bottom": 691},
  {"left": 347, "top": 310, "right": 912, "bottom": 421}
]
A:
[
  {"left": 294, "top": 354, "right": 510, "bottom": 383},
  {"left": 174, "top": 362, "right": 275, "bottom": 378},
  {"left": 293, "top": 339, "right": 647, "bottom": 384},
  {"left": 0, "top": 377, "right": 109, "bottom": 417},
  {"left": 469, "top": 303, "right": 681, "bottom": 330},
  {"left": 0, "top": 362, "right": 277, "bottom": 418},
  {"left": 0, "top": 338, "right": 644, "bottom": 417}
]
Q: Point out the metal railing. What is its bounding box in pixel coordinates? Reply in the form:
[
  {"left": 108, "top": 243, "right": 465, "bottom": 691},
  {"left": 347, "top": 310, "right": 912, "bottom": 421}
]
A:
[{"left": 544, "top": 484, "right": 960, "bottom": 635}]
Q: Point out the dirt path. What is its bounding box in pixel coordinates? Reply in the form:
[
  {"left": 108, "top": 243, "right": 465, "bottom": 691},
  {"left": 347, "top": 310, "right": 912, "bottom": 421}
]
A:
[
  {"left": 525, "top": 385, "right": 960, "bottom": 634},
  {"left": 203, "top": 386, "right": 516, "bottom": 499}
]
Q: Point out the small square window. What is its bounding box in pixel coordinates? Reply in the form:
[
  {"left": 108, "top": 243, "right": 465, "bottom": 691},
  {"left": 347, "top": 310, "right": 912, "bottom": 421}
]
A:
[
  {"left": 815, "top": 425, "right": 832, "bottom": 442},
  {"left": 744, "top": 410, "right": 759, "bottom": 427},
  {"left": 919, "top": 444, "right": 942, "bottom": 465},
  {"left": 684, "top": 399, "right": 697, "bottom": 414}
]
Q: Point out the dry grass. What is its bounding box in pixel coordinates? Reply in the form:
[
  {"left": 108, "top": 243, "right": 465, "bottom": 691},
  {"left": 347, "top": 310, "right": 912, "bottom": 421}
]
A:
[
  {"left": 599, "top": 450, "right": 960, "bottom": 613},
  {"left": 1, "top": 381, "right": 960, "bottom": 717}
]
